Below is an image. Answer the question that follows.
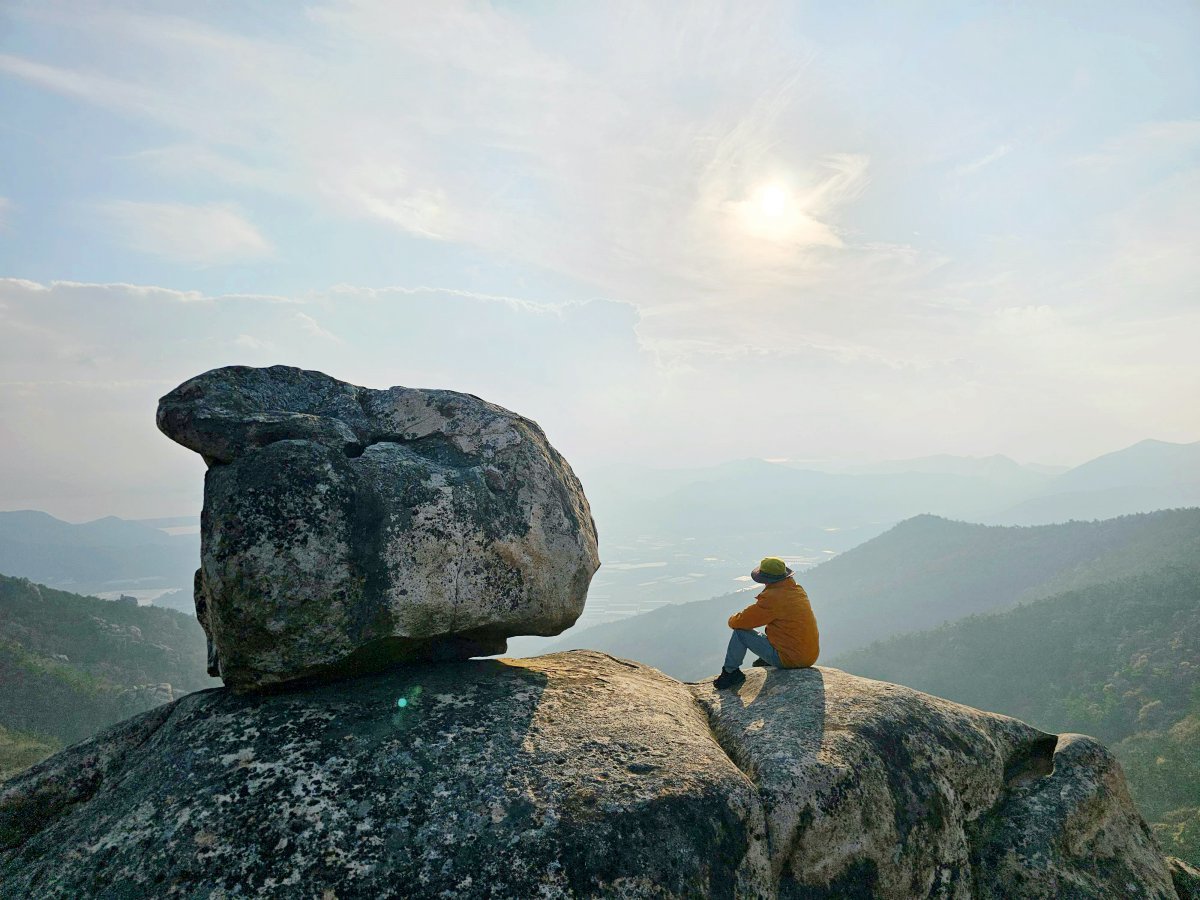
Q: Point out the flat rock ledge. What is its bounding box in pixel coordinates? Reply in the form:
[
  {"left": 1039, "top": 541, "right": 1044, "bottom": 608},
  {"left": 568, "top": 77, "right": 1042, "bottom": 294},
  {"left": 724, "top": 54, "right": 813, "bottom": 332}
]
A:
[
  {"left": 157, "top": 365, "right": 600, "bottom": 690},
  {"left": 0, "top": 655, "right": 1182, "bottom": 899}
]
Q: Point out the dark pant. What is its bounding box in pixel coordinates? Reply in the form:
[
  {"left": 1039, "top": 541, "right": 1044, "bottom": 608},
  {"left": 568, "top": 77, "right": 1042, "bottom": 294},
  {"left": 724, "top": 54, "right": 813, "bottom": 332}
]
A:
[{"left": 724, "top": 628, "right": 783, "bottom": 670}]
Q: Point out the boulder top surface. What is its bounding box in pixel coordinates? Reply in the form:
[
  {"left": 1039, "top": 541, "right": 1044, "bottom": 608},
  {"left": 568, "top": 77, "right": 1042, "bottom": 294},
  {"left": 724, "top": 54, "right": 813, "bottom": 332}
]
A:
[{"left": 157, "top": 363, "right": 545, "bottom": 466}]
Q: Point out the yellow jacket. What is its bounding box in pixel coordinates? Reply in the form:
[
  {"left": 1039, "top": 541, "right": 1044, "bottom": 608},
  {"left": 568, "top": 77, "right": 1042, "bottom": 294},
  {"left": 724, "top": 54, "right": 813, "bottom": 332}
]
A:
[{"left": 727, "top": 577, "right": 820, "bottom": 668}]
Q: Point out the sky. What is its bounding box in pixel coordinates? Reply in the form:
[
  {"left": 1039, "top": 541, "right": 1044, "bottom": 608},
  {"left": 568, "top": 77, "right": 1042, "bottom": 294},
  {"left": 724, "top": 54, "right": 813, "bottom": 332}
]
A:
[{"left": 1, "top": 0, "right": 1198, "bottom": 521}]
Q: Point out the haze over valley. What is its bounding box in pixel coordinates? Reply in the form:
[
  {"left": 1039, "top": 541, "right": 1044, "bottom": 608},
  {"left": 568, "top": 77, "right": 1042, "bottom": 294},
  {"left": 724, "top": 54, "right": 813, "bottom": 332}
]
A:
[{"left": 5, "top": 437, "right": 1198, "bottom": 645}]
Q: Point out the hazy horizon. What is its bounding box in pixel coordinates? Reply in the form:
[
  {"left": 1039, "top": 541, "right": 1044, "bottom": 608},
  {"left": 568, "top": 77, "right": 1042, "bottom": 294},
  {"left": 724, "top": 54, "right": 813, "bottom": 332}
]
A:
[
  {"left": 2, "top": 2, "right": 1198, "bottom": 520},
  {"left": 0, "top": 435, "right": 1193, "bottom": 525}
]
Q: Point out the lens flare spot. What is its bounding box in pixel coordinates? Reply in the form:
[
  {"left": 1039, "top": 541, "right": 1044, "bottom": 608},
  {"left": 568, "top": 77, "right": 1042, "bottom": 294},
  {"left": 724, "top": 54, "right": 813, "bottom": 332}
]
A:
[{"left": 396, "top": 697, "right": 408, "bottom": 708}]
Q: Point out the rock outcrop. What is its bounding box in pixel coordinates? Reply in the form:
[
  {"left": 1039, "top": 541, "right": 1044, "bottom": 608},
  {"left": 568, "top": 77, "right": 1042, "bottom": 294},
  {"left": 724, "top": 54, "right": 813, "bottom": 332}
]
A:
[
  {"left": 0, "top": 656, "right": 1182, "bottom": 899},
  {"left": 157, "top": 366, "right": 599, "bottom": 690},
  {"left": 695, "top": 666, "right": 1176, "bottom": 898},
  {"left": 1171, "top": 857, "right": 1200, "bottom": 899}
]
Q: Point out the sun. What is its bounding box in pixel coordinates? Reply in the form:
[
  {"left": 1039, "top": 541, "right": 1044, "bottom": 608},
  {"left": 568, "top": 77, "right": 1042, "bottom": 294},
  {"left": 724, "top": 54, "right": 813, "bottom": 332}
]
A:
[
  {"left": 732, "top": 179, "right": 832, "bottom": 246},
  {"left": 759, "top": 183, "right": 789, "bottom": 219}
]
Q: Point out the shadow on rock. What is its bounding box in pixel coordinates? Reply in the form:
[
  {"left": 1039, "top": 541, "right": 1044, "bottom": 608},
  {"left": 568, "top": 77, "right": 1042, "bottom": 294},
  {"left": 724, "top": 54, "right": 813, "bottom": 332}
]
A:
[{"left": 748, "top": 667, "right": 827, "bottom": 760}]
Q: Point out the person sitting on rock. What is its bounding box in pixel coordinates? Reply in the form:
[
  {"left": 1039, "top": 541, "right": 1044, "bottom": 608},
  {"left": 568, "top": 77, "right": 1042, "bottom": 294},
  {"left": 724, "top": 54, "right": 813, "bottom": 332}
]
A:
[{"left": 714, "top": 556, "right": 820, "bottom": 689}]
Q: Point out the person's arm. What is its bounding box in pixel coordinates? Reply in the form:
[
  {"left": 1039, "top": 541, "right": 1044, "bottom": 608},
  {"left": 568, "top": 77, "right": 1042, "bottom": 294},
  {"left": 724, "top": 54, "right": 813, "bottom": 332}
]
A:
[{"left": 728, "top": 599, "right": 773, "bottom": 630}]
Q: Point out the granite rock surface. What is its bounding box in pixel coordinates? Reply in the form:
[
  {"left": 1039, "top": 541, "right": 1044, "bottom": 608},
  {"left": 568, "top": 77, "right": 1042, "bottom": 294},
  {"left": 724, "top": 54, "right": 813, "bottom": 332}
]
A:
[
  {"left": 0, "top": 656, "right": 1181, "bottom": 899},
  {"left": 693, "top": 666, "right": 1177, "bottom": 899},
  {"left": 158, "top": 365, "right": 599, "bottom": 689}
]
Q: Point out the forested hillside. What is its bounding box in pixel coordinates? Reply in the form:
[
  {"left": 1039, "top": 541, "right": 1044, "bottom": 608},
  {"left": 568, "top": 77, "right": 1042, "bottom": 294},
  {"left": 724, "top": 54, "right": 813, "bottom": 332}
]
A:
[
  {"left": 834, "top": 566, "right": 1200, "bottom": 865},
  {"left": 548, "top": 508, "right": 1200, "bottom": 680},
  {"left": 0, "top": 574, "right": 217, "bottom": 778}
]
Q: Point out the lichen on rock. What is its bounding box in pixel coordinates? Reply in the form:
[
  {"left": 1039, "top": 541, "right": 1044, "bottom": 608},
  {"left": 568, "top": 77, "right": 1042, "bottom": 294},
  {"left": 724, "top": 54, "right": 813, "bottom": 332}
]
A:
[
  {"left": 0, "top": 657, "right": 1182, "bottom": 899},
  {"left": 0, "top": 652, "right": 769, "bottom": 898},
  {"left": 157, "top": 365, "right": 600, "bottom": 690}
]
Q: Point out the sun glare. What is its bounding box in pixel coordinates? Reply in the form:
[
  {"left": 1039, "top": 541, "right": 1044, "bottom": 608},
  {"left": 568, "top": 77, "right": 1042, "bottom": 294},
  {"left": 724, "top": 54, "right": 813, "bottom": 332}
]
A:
[
  {"left": 759, "top": 184, "right": 788, "bottom": 218},
  {"left": 733, "top": 180, "right": 819, "bottom": 245}
]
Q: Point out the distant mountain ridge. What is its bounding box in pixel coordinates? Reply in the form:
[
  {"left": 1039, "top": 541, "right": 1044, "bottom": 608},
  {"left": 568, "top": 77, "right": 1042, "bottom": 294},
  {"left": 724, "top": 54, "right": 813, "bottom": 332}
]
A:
[
  {"left": 546, "top": 508, "right": 1200, "bottom": 681},
  {"left": 984, "top": 439, "right": 1200, "bottom": 525},
  {"left": 804, "top": 452, "right": 1062, "bottom": 479},
  {"left": 0, "top": 509, "right": 197, "bottom": 602},
  {"left": 582, "top": 439, "right": 1200, "bottom": 538},
  {"left": 566, "top": 439, "right": 1200, "bottom": 626},
  {"left": 1055, "top": 439, "right": 1200, "bottom": 491}
]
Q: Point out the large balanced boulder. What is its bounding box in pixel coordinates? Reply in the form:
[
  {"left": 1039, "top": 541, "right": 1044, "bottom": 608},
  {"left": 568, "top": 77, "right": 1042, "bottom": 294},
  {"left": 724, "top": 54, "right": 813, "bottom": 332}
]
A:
[
  {"left": 0, "top": 656, "right": 1180, "bottom": 899},
  {"left": 157, "top": 366, "right": 599, "bottom": 690}
]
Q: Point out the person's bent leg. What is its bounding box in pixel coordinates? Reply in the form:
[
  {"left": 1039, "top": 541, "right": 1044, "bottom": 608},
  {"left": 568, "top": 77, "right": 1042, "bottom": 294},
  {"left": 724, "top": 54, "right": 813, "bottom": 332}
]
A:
[
  {"left": 723, "top": 629, "right": 753, "bottom": 671},
  {"left": 716, "top": 630, "right": 753, "bottom": 688},
  {"left": 737, "top": 628, "right": 783, "bottom": 667}
]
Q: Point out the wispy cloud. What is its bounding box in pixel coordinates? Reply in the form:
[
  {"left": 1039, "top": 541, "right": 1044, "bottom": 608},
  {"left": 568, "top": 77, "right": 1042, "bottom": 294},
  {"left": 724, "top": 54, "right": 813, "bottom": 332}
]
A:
[
  {"left": 0, "top": 51, "right": 160, "bottom": 117},
  {"left": 98, "top": 201, "right": 273, "bottom": 265},
  {"left": 0, "top": 278, "right": 295, "bottom": 306},
  {"left": 0, "top": 196, "right": 11, "bottom": 230},
  {"left": 0, "top": 2, "right": 907, "bottom": 355},
  {"left": 954, "top": 143, "right": 1013, "bottom": 176},
  {"left": 234, "top": 333, "right": 276, "bottom": 352},
  {"left": 0, "top": 277, "right": 656, "bottom": 516},
  {"left": 1072, "top": 120, "right": 1200, "bottom": 173},
  {"left": 121, "top": 145, "right": 287, "bottom": 195},
  {"left": 4, "top": 276, "right": 1196, "bottom": 494},
  {"left": 294, "top": 312, "right": 341, "bottom": 343},
  {"left": 332, "top": 284, "right": 599, "bottom": 316},
  {"left": 1, "top": 1, "right": 1198, "bottom": 497},
  {"left": 0, "top": 378, "right": 173, "bottom": 390}
]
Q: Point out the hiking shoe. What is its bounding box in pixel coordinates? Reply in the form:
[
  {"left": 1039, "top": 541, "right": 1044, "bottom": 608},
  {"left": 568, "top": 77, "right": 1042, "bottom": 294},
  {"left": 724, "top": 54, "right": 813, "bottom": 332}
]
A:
[
  {"left": 714, "top": 668, "right": 746, "bottom": 690},
  {"left": 752, "top": 658, "right": 771, "bottom": 668}
]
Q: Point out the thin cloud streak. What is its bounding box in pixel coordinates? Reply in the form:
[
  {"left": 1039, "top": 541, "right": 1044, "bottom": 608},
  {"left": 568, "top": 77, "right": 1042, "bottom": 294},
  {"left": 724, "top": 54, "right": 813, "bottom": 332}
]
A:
[
  {"left": 294, "top": 312, "right": 343, "bottom": 344},
  {"left": 955, "top": 143, "right": 1014, "bottom": 176},
  {"left": 97, "top": 201, "right": 274, "bottom": 266}
]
